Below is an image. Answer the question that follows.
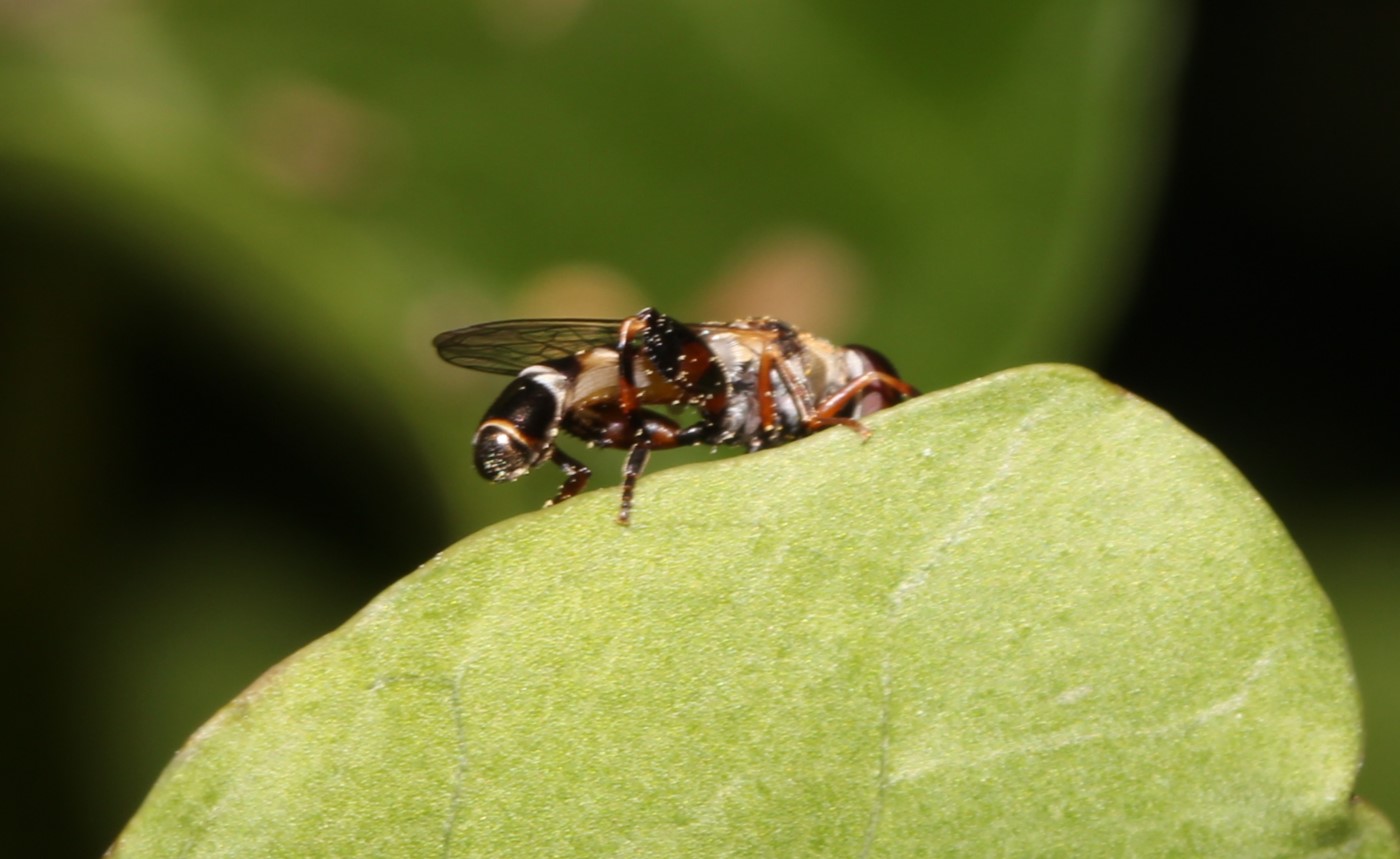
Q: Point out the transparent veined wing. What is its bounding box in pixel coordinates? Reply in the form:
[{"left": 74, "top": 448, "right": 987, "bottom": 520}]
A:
[{"left": 432, "top": 318, "right": 623, "bottom": 375}]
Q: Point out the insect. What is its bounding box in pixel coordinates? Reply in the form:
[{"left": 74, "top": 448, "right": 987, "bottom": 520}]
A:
[{"left": 434, "top": 307, "right": 918, "bottom": 524}]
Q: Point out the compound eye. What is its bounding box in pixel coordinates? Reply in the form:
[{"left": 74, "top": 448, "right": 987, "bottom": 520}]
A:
[{"left": 473, "top": 424, "right": 536, "bottom": 482}]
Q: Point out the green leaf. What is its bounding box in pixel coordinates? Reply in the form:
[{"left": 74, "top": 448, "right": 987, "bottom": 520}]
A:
[{"left": 110, "top": 365, "right": 1397, "bottom": 857}]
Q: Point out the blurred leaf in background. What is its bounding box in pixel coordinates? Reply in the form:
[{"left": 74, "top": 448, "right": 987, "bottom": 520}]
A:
[{"left": 3, "top": 0, "right": 1395, "bottom": 855}]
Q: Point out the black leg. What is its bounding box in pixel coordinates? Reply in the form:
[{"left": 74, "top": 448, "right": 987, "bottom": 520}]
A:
[
  {"left": 617, "top": 443, "right": 652, "bottom": 525},
  {"left": 545, "top": 448, "right": 591, "bottom": 507}
]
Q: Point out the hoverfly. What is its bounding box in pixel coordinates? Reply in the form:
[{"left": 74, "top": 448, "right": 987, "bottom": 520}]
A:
[{"left": 434, "top": 307, "right": 918, "bottom": 524}]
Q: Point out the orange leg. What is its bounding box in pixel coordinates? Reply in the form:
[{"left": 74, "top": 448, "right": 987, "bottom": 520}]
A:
[{"left": 806, "top": 371, "right": 918, "bottom": 437}]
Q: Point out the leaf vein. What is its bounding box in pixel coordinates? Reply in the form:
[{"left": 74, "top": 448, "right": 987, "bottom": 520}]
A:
[
  {"left": 888, "top": 644, "right": 1283, "bottom": 783},
  {"left": 440, "top": 662, "right": 473, "bottom": 859},
  {"left": 862, "top": 405, "right": 1050, "bottom": 852}
]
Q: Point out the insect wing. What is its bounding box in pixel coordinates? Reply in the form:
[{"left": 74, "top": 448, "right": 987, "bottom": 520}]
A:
[{"left": 433, "top": 318, "right": 622, "bottom": 375}]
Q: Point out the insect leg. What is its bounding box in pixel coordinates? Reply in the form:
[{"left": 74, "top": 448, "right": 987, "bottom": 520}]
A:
[
  {"left": 807, "top": 371, "right": 920, "bottom": 437},
  {"left": 614, "top": 311, "right": 654, "bottom": 414},
  {"left": 544, "top": 448, "right": 592, "bottom": 507},
  {"left": 618, "top": 444, "right": 651, "bottom": 526},
  {"left": 617, "top": 409, "right": 693, "bottom": 525},
  {"left": 757, "top": 327, "right": 822, "bottom": 436},
  {"left": 562, "top": 402, "right": 695, "bottom": 524}
]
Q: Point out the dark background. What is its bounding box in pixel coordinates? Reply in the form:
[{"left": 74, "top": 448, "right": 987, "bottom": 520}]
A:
[
  {"left": 2, "top": 3, "right": 1396, "bottom": 855},
  {"left": 1106, "top": 5, "right": 1399, "bottom": 504}
]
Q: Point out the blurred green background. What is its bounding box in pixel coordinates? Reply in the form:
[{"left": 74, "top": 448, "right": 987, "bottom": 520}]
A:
[{"left": 1, "top": 2, "right": 1394, "bottom": 855}]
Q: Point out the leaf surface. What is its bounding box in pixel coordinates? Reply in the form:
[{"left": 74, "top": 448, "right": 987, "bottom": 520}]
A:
[{"left": 110, "top": 365, "right": 1398, "bottom": 857}]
